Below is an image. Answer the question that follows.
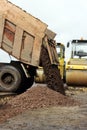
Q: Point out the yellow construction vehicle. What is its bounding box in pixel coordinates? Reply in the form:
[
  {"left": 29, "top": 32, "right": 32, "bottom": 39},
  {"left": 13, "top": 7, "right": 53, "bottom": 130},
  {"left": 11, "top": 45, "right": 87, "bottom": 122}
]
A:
[
  {"left": 56, "top": 43, "right": 65, "bottom": 80},
  {"left": 35, "top": 43, "right": 65, "bottom": 83},
  {"left": 66, "top": 39, "right": 87, "bottom": 86}
]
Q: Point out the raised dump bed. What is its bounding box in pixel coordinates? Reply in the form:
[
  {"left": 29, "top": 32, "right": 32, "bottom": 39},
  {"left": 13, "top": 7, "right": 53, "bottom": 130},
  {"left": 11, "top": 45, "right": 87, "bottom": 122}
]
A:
[{"left": 0, "top": 0, "right": 49, "bottom": 66}]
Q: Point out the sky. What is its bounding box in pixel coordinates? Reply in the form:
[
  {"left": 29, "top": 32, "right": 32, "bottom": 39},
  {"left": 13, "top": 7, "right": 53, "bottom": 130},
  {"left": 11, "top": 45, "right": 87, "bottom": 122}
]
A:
[
  {"left": 1, "top": 0, "right": 87, "bottom": 61},
  {"left": 8, "top": 0, "right": 87, "bottom": 43}
]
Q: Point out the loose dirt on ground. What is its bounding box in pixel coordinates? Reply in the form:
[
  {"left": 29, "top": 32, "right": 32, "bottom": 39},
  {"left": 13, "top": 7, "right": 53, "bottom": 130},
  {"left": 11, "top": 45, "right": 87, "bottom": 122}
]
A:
[
  {"left": 0, "top": 84, "right": 87, "bottom": 130},
  {"left": 0, "top": 84, "right": 79, "bottom": 124}
]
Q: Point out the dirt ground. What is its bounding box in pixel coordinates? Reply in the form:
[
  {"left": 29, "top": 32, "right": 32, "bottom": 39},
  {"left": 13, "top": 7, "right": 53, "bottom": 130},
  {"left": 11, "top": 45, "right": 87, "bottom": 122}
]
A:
[{"left": 0, "top": 84, "right": 87, "bottom": 130}]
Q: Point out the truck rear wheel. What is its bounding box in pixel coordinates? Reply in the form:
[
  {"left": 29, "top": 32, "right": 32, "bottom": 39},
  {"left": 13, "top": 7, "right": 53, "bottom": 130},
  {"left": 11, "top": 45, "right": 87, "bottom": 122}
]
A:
[
  {"left": 0, "top": 65, "right": 22, "bottom": 92},
  {"left": 17, "top": 76, "right": 34, "bottom": 94}
]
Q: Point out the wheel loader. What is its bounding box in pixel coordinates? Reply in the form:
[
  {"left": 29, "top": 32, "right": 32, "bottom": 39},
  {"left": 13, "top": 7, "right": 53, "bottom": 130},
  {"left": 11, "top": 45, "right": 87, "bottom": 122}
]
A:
[
  {"left": 66, "top": 39, "right": 87, "bottom": 86},
  {"left": 35, "top": 43, "right": 65, "bottom": 83},
  {"left": 57, "top": 43, "right": 65, "bottom": 80},
  {"left": 0, "top": 0, "right": 65, "bottom": 95}
]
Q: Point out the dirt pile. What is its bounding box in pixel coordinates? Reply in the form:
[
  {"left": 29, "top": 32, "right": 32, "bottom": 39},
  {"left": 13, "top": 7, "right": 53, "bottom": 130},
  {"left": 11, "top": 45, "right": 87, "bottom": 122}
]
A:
[
  {"left": 40, "top": 44, "right": 65, "bottom": 95},
  {"left": 0, "top": 84, "right": 79, "bottom": 123}
]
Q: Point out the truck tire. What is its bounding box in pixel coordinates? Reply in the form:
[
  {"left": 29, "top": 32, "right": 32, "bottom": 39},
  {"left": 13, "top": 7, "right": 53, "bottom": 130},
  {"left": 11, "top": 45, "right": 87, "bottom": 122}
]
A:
[
  {"left": 0, "top": 65, "right": 22, "bottom": 92},
  {"left": 17, "top": 76, "right": 34, "bottom": 94},
  {"left": 24, "top": 77, "right": 34, "bottom": 91}
]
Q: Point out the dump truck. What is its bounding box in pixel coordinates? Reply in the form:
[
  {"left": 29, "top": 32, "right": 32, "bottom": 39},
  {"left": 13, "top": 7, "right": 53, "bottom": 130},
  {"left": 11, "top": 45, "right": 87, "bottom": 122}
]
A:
[
  {"left": 0, "top": 0, "right": 65, "bottom": 95},
  {"left": 35, "top": 43, "right": 65, "bottom": 83},
  {"left": 66, "top": 39, "right": 87, "bottom": 86}
]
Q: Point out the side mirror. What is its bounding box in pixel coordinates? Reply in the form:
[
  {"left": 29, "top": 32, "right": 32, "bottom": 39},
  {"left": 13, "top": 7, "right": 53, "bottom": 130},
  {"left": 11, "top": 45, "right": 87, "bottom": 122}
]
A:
[{"left": 67, "top": 42, "right": 70, "bottom": 47}]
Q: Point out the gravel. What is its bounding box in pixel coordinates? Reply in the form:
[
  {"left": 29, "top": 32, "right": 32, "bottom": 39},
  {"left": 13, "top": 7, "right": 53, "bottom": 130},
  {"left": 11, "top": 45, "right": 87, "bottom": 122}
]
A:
[{"left": 0, "top": 84, "right": 79, "bottom": 123}]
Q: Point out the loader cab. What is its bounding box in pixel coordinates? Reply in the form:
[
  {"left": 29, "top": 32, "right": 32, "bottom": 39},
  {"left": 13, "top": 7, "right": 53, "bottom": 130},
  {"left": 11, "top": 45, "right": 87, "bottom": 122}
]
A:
[
  {"left": 56, "top": 43, "right": 65, "bottom": 59},
  {"left": 67, "top": 40, "right": 87, "bottom": 59},
  {"left": 56, "top": 43, "right": 65, "bottom": 81}
]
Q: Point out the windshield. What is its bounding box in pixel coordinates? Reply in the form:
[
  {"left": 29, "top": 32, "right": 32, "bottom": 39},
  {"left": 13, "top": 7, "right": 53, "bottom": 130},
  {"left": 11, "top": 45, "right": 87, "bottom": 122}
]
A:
[
  {"left": 56, "top": 45, "right": 65, "bottom": 58},
  {"left": 71, "top": 42, "right": 87, "bottom": 58}
]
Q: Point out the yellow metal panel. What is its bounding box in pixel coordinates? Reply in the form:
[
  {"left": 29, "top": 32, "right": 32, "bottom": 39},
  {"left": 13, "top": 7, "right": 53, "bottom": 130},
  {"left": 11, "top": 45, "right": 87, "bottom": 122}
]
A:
[
  {"left": 66, "top": 70, "right": 87, "bottom": 86},
  {"left": 66, "top": 65, "right": 87, "bottom": 70}
]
